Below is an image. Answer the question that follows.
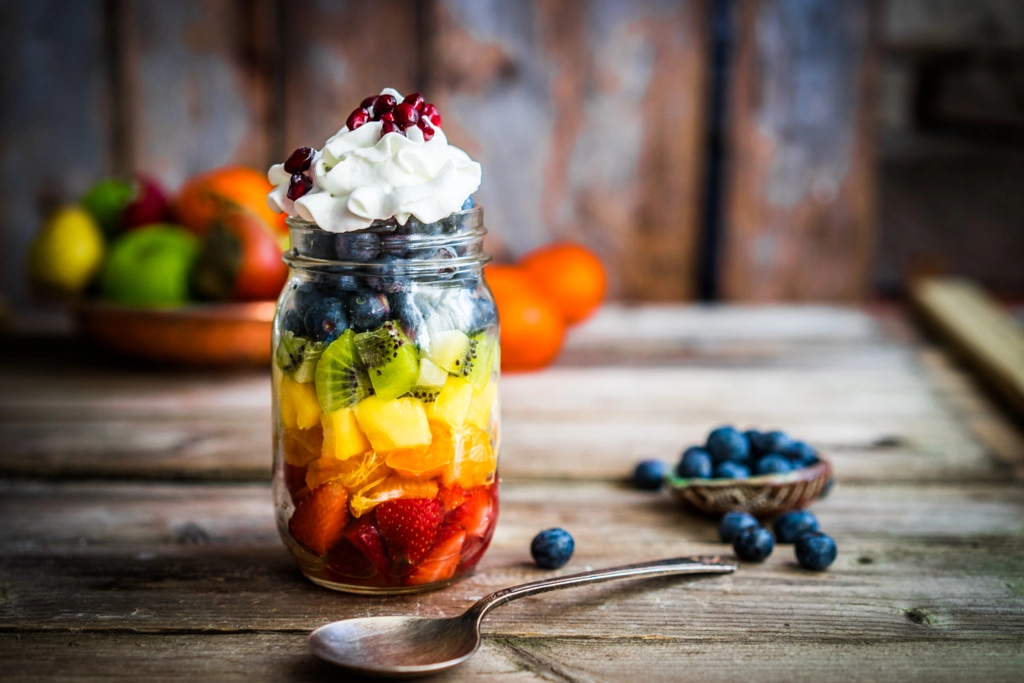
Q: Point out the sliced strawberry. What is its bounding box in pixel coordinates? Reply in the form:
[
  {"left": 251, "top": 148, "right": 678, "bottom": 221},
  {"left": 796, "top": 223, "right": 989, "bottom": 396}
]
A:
[
  {"left": 405, "top": 525, "right": 466, "bottom": 586},
  {"left": 437, "top": 484, "right": 467, "bottom": 514},
  {"left": 375, "top": 497, "right": 443, "bottom": 567},
  {"left": 287, "top": 480, "right": 349, "bottom": 555},
  {"left": 447, "top": 485, "right": 495, "bottom": 538},
  {"left": 326, "top": 514, "right": 392, "bottom": 583}
]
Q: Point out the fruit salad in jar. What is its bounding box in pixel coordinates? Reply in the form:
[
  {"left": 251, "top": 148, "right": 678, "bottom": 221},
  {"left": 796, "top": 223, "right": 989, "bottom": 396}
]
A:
[{"left": 267, "top": 88, "right": 499, "bottom": 594}]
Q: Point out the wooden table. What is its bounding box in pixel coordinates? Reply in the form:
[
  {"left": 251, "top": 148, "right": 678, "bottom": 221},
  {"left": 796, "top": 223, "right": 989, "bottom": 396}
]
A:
[{"left": 2, "top": 306, "right": 1023, "bottom": 682}]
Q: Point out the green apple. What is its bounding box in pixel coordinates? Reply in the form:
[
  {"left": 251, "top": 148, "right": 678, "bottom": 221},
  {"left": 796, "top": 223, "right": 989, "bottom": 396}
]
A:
[
  {"left": 100, "top": 225, "right": 198, "bottom": 307},
  {"left": 81, "top": 178, "right": 135, "bottom": 237}
]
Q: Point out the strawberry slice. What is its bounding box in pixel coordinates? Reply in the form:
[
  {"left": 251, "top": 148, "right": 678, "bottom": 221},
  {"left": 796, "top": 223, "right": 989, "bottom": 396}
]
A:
[
  {"left": 405, "top": 525, "right": 466, "bottom": 586},
  {"left": 326, "top": 514, "right": 392, "bottom": 583},
  {"left": 437, "top": 484, "right": 467, "bottom": 514},
  {"left": 288, "top": 479, "right": 349, "bottom": 555},
  {"left": 447, "top": 486, "right": 495, "bottom": 538},
  {"left": 375, "top": 497, "right": 443, "bottom": 567}
]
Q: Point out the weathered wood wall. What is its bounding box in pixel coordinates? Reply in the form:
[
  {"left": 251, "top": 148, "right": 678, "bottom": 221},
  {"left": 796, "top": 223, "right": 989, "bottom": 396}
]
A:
[{"left": 0, "top": 0, "right": 879, "bottom": 314}]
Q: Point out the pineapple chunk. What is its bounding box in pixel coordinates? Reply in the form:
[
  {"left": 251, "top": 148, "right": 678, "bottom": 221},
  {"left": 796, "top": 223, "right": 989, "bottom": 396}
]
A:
[
  {"left": 321, "top": 408, "right": 371, "bottom": 461},
  {"left": 280, "top": 375, "right": 322, "bottom": 431},
  {"left": 466, "top": 381, "right": 498, "bottom": 430},
  {"left": 425, "top": 376, "right": 474, "bottom": 427},
  {"left": 354, "top": 395, "right": 432, "bottom": 452}
]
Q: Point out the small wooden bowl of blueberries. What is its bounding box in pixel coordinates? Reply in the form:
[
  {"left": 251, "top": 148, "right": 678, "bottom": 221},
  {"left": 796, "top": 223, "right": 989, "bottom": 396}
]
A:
[{"left": 632, "top": 426, "right": 838, "bottom": 571}]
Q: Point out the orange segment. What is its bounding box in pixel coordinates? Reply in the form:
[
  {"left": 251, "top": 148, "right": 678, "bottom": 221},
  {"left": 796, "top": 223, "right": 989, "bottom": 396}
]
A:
[
  {"left": 282, "top": 423, "right": 323, "bottom": 467},
  {"left": 349, "top": 475, "right": 440, "bottom": 518},
  {"left": 386, "top": 423, "right": 454, "bottom": 480},
  {"left": 305, "top": 449, "right": 390, "bottom": 492},
  {"left": 441, "top": 426, "right": 497, "bottom": 489}
]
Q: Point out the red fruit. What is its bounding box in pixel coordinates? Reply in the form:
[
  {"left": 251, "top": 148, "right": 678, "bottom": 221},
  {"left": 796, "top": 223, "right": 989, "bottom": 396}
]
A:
[
  {"left": 438, "top": 485, "right": 467, "bottom": 514},
  {"left": 422, "top": 103, "right": 442, "bottom": 127},
  {"left": 287, "top": 173, "right": 313, "bottom": 201},
  {"left": 190, "top": 206, "right": 289, "bottom": 301},
  {"left": 288, "top": 480, "right": 350, "bottom": 556},
  {"left": 283, "top": 462, "right": 308, "bottom": 499},
  {"left": 284, "top": 146, "right": 315, "bottom": 174},
  {"left": 403, "top": 92, "right": 425, "bottom": 112},
  {"left": 447, "top": 486, "right": 494, "bottom": 538},
  {"left": 327, "top": 514, "right": 392, "bottom": 581},
  {"left": 416, "top": 119, "right": 435, "bottom": 142},
  {"left": 375, "top": 497, "right": 443, "bottom": 566},
  {"left": 360, "top": 95, "right": 379, "bottom": 111},
  {"left": 405, "top": 525, "right": 465, "bottom": 586},
  {"left": 346, "top": 107, "right": 370, "bottom": 131},
  {"left": 381, "top": 121, "right": 403, "bottom": 137},
  {"left": 122, "top": 175, "right": 170, "bottom": 230},
  {"left": 393, "top": 102, "right": 420, "bottom": 128},
  {"left": 375, "top": 94, "right": 397, "bottom": 116},
  {"left": 380, "top": 111, "right": 396, "bottom": 123}
]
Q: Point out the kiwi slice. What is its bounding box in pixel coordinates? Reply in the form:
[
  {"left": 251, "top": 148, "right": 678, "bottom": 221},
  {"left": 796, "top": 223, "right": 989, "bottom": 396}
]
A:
[
  {"left": 276, "top": 331, "right": 326, "bottom": 384},
  {"left": 315, "top": 329, "right": 373, "bottom": 413},
  {"left": 462, "top": 331, "right": 497, "bottom": 388},
  {"left": 354, "top": 321, "right": 420, "bottom": 401},
  {"left": 409, "top": 358, "right": 448, "bottom": 402},
  {"left": 426, "top": 329, "right": 471, "bottom": 374}
]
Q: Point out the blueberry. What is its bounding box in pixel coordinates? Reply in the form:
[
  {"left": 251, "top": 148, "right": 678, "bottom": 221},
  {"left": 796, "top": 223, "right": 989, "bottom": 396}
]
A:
[
  {"left": 304, "top": 297, "right": 348, "bottom": 343},
  {"left": 632, "top": 459, "right": 666, "bottom": 491},
  {"left": 819, "top": 477, "right": 835, "bottom": 499},
  {"left": 773, "top": 510, "right": 819, "bottom": 543},
  {"left": 530, "top": 528, "right": 574, "bottom": 569},
  {"left": 785, "top": 441, "right": 818, "bottom": 468},
  {"left": 347, "top": 292, "right": 390, "bottom": 332},
  {"left": 389, "top": 292, "right": 427, "bottom": 343},
  {"left": 719, "top": 511, "right": 758, "bottom": 543},
  {"left": 298, "top": 231, "right": 337, "bottom": 260},
  {"left": 290, "top": 281, "right": 323, "bottom": 316},
  {"left": 733, "top": 526, "right": 774, "bottom": 562},
  {"left": 461, "top": 196, "right": 475, "bottom": 210},
  {"left": 337, "top": 232, "right": 381, "bottom": 262},
  {"left": 751, "top": 430, "right": 793, "bottom": 455},
  {"left": 754, "top": 453, "right": 793, "bottom": 475},
  {"left": 281, "top": 309, "right": 306, "bottom": 335},
  {"left": 367, "top": 254, "right": 409, "bottom": 293},
  {"left": 713, "top": 461, "right": 750, "bottom": 479},
  {"left": 744, "top": 430, "right": 763, "bottom": 451},
  {"left": 795, "top": 531, "right": 837, "bottom": 571},
  {"left": 706, "top": 426, "right": 751, "bottom": 464},
  {"left": 430, "top": 246, "right": 458, "bottom": 279},
  {"left": 676, "top": 447, "right": 713, "bottom": 479}
]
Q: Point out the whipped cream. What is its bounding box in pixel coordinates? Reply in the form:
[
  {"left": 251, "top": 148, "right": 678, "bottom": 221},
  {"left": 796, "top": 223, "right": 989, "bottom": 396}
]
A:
[{"left": 267, "top": 88, "right": 481, "bottom": 233}]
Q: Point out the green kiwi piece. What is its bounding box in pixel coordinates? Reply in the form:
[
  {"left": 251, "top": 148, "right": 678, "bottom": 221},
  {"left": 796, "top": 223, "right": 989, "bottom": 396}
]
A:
[
  {"left": 276, "top": 331, "right": 327, "bottom": 383},
  {"left": 354, "top": 321, "right": 421, "bottom": 402},
  {"left": 315, "top": 329, "right": 373, "bottom": 412},
  {"left": 409, "top": 358, "right": 448, "bottom": 402},
  {"left": 426, "top": 329, "right": 471, "bottom": 374},
  {"left": 462, "top": 331, "right": 497, "bottom": 388}
]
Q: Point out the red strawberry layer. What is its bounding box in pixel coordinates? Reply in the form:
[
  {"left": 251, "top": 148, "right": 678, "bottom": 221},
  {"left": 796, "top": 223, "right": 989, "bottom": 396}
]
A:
[
  {"left": 446, "top": 485, "right": 495, "bottom": 538},
  {"left": 288, "top": 480, "right": 349, "bottom": 556},
  {"left": 375, "top": 497, "right": 443, "bottom": 568},
  {"left": 326, "top": 514, "right": 393, "bottom": 583},
  {"left": 406, "top": 525, "right": 466, "bottom": 586}
]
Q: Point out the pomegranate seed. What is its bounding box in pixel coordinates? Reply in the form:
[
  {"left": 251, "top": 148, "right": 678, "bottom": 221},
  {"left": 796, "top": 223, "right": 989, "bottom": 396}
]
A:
[
  {"left": 417, "top": 119, "right": 435, "bottom": 141},
  {"left": 360, "top": 95, "right": 379, "bottom": 110},
  {"left": 284, "top": 146, "right": 315, "bottom": 174},
  {"left": 403, "top": 92, "right": 425, "bottom": 112},
  {"left": 381, "top": 121, "right": 403, "bottom": 137},
  {"left": 393, "top": 102, "right": 419, "bottom": 128},
  {"left": 375, "top": 94, "right": 397, "bottom": 116},
  {"left": 346, "top": 107, "right": 370, "bottom": 131},
  {"left": 287, "top": 173, "right": 313, "bottom": 200},
  {"left": 380, "top": 111, "right": 396, "bottom": 123},
  {"left": 422, "top": 103, "right": 442, "bottom": 127}
]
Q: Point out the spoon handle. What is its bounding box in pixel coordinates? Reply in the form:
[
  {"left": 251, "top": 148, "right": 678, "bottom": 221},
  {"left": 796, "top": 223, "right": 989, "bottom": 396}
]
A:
[{"left": 464, "top": 555, "right": 737, "bottom": 623}]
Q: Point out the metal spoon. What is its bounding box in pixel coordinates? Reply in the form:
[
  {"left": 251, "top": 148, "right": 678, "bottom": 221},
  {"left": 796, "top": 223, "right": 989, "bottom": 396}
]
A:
[{"left": 308, "top": 555, "right": 737, "bottom": 677}]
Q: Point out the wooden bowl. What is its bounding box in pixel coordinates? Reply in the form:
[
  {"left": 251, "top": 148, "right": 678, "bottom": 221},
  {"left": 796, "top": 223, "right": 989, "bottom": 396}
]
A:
[
  {"left": 667, "top": 458, "right": 833, "bottom": 516},
  {"left": 77, "top": 300, "right": 276, "bottom": 366}
]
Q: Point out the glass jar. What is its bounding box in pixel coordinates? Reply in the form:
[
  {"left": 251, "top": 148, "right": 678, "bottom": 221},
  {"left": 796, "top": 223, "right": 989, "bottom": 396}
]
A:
[{"left": 271, "top": 207, "right": 500, "bottom": 594}]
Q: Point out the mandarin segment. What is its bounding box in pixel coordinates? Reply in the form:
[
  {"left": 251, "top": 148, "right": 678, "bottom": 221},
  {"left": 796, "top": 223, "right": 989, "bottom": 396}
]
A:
[
  {"left": 349, "top": 475, "right": 440, "bottom": 518},
  {"left": 385, "top": 423, "right": 454, "bottom": 480},
  {"left": 305, "top": 449, "right": 390, "bottom": 492},
  {"left": 442, "top": 426, "right": 497, "bottom": 489}
]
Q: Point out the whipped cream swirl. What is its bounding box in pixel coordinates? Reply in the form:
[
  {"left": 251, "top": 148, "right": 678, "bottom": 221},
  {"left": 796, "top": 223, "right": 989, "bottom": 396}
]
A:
[{"left": 267, "top": 88, "right": 481, "bottom": 233}]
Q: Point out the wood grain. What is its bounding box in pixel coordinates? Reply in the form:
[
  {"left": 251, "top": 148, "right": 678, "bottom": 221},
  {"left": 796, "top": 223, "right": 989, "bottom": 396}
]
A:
[
  {"left": 428, "top": 0, "right": 708, "bottom": 300},
  {"left": 720, "top": 0, "right": 877, "bottom": 301}
]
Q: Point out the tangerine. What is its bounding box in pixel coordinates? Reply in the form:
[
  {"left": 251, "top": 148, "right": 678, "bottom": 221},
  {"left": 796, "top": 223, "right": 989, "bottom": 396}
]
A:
[
  {"left": 176, "top": 166, "right": 288, "bottom": 237},
  {"left": 520, "top": 243, "right": 606, "bottom": 324},
  {"left": 484, "top": 265, "right": 565, "bottom": 372}
]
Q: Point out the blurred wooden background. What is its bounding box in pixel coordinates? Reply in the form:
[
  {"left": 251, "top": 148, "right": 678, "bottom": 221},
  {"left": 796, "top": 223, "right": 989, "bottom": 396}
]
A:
[{"left": 1, "top": 0, "right": 1021, "bottom": 319}]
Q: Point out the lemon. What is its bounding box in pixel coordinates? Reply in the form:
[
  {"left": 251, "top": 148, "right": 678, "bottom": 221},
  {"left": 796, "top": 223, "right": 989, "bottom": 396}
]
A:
[{"left": 27, "top": 206, "right": 106, "bottom": 295}]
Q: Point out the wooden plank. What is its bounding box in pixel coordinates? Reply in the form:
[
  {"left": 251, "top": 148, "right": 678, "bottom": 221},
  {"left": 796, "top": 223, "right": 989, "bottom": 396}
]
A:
[
  {"left": 428, "top": 0, "right": 708, "bottom": 300},
  {"left": 0, "top": 0, "right": 112, "bottom": 315},
  {"left": 911, "top": 278, "right": 1024, "bottom": 420},
  {"left": 280, "top": 0, "right": 419, "bottom": 158},
  {"left": 1, "top": 480, "right": 1022, "bottom": 643},
  {"left": 720, "top": 0, "right": 877, "bottom": 301},
  {"left": 121, "top": 0, "right": 276, "bottom": 187}
]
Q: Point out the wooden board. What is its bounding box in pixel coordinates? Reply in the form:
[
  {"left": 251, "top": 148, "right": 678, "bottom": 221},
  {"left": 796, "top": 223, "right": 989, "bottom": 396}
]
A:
[
  {"left": 720, "top": 0, "right": 877, "bottom": 301},
  {"left": 428, "top": 0, "right": 708, "bottom": 301}
]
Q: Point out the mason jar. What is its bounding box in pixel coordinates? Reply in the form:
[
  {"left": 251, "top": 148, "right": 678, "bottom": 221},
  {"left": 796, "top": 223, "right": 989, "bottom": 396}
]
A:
[{"left": 271, "top": 207, "right": 500, "bottom": 594}]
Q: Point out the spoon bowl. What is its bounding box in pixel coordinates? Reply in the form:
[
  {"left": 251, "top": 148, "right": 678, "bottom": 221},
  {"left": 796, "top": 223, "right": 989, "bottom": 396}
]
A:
[{"left": 309, "top": 555, "right": 737, "bottom": 677}]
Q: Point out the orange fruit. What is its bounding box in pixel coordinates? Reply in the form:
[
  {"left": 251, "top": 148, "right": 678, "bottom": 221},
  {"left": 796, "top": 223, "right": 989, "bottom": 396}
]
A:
[
  {"left": 520, "top": 243, "right": 606, "bottom": 325},
  {"left": 176, "top": 166, "right": 287, "bottom": 237},
  {"left": 484, "top": 265, "right": 565, "bottom": 372}
]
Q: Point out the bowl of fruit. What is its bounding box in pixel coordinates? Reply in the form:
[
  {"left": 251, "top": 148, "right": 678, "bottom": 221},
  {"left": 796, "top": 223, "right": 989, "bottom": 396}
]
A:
[
  {"left": 664, "top": 426, "right": 833, "bottom": 516},
  {"left": 29, "top": 168, "right": 291, "bottom": 366}
]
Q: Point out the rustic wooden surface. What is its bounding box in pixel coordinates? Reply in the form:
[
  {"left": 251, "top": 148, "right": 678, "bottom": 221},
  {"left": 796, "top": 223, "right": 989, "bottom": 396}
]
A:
[{"left": 1, "top": 305, "right": 1023, "bottom": 681}]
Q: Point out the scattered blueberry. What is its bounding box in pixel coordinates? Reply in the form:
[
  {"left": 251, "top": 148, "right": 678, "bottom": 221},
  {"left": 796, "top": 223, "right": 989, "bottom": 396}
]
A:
[
  {"left": 754, "top": 453, "right": 793, "bottom": 475},
  {"left": 291, "top": 281, "right": 323, "bottom": 316},
  {"left": 530, "top": 528, "right": 575, "bottom": 569},
  {"left": 773, "top": 510, "right": 819, "bottom": 544},
  {"left": 785, "top": 441, "right": 818, "bottom": 467},
  {"left": 719, "top": 511, "right": 759, "bottom": 543},
  {"left": 744, "top": 430, "right": 763, "bottom": 450},
  {"left": 430, "top": 246, "right": 458, "bottom": 279},
  {"left": 733, "top": 526, "right": 774, "bottom": 562},
  {"left": 751, "top": 430, "right": 793, "bottom": 455},
  {"left": 632, "top": 459, "right": 667, "bottom": 491},
  {"left": 461, "top": 196, "right": 475, "bottom": 210},
  {"left": 389, "top": 291, "right": 427, "bottom": 343},
  {"left": 795, "top": 531, "right": 837, "bottom": 571},
  {"left": 304, "top": 297, "right": 348, "bottom": 343},
  {"left": 706, "top": 426, "right": 751, "bottom": 464},
  {"left": 676, "top": 447, "right": 713, "bottom": 479},
  {"left": 347, "top": 292, "right": 390, "bottom": 332},
  {"left": 366, "top": 254, "right": 408, "bottom": 293},
  {"left": 281, "top": 309, "right": 306, "bottom": 336},
  {"left": 713, "top": 461, "right": 750, "bottom": 479}
]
